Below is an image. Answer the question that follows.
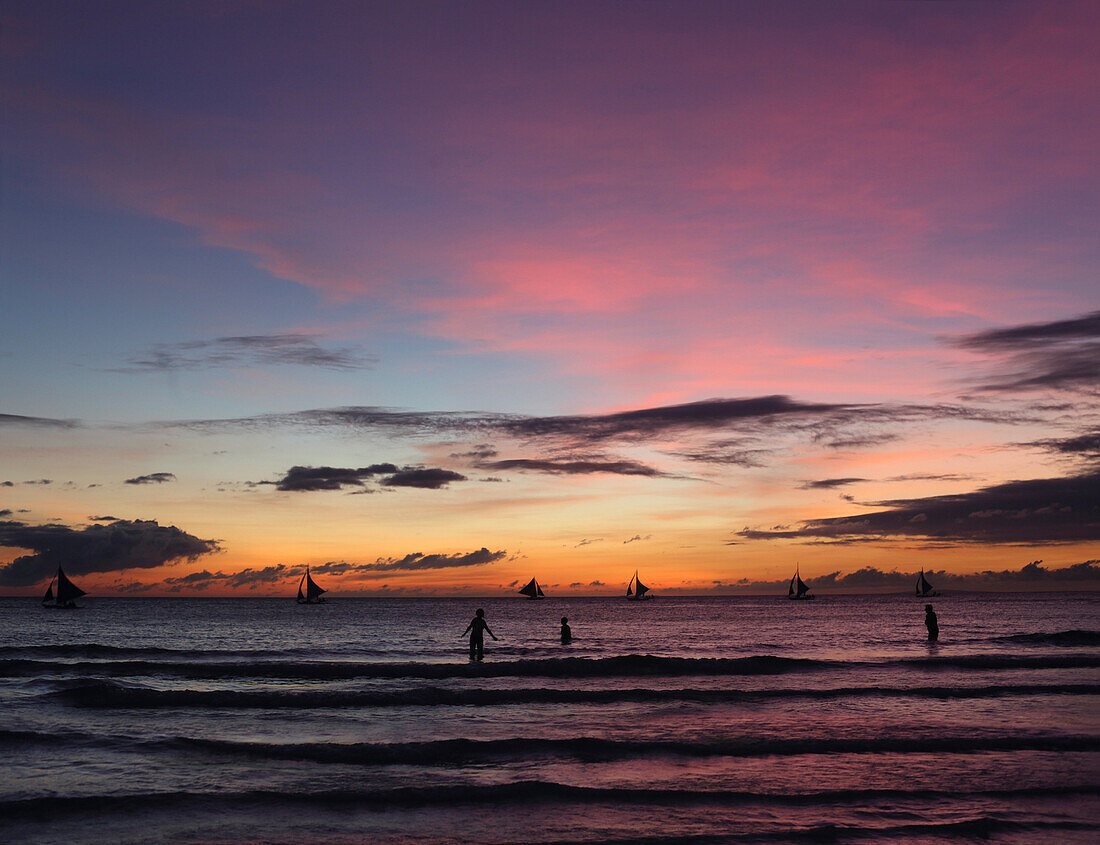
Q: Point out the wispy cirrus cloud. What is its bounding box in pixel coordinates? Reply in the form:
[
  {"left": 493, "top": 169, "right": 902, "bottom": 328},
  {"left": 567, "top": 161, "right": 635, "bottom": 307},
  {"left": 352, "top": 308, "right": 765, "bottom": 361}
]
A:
[
  {"left": 1024, "top": 430, "right": 1100, "bottom": 461},
  {"left": 0, "top": 413, "right": 79, "bottom": 429},
  {"left": 478, "top": 457, "right": 668, "bottom": 478},
  {"left": 116, "top": 334, "right": 376, "bottom": 373},
  {"left": 800, "top": 477, "right": 867, "bottom": 490},
  {"left": 955, "top": 310, "right": 1100, "bottom": 394}
]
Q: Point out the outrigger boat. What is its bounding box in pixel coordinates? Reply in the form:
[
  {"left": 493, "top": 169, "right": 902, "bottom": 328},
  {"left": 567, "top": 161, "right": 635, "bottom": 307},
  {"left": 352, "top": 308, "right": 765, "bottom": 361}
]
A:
[
  {"left": 42, "top": 567, "right": 85, "bottom": 609},
  {"left": 916, "top": 568, "right": 939, "bottom": 598},
  {"left": 518, "top": 577, "right": 545, "bottom": 599},
  {"left": 787, "top": 566, "right": 814, "bottom": 600},
  {"left": 626, "top": 570, "right": 652, "bottom": 601}
]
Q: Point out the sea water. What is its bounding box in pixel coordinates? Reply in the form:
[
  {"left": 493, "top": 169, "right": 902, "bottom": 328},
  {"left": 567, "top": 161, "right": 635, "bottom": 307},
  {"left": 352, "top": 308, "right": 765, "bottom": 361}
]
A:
[{"left": 0, "top": 593, "right": 1097, "bottom": 843}]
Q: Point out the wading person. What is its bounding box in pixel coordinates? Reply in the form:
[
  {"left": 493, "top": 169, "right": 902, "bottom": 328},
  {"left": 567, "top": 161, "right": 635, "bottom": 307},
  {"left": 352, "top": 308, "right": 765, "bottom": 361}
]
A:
[
  {"left": 463, "top": 608, "right": 497, "bottom": 660},
  {"left": 560, "top": 616, "right": 572, "bottom": 644},
  {"left": 925, "top": 604, "right": 939, "bottom": 642}
]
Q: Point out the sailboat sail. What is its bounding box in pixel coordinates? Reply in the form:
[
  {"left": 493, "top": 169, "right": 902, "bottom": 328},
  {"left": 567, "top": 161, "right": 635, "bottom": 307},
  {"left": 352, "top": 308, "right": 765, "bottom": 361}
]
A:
[
  {"left": 518, "top": 577, "right": 544, "bottom": 599},
  {"left": 626, "top": 571, "right": 651, "bottom": 600},
  {"left": 55, "top": 568, "right": 86, "bottom": 604},
  {"left": 916, "top": 569, "right": 935, "bottom": 597},
  {"left": 787, "top": 567, "right": 812, "bottom": 599},
  {"left": 305, "top": 571, "right": 326, "bottom": 602},
  {"left": 42, "top": 567, "right": 85, "bottom": 608},
  {"left": 296, "top": 567, "right": 327, "bottom": 603}
]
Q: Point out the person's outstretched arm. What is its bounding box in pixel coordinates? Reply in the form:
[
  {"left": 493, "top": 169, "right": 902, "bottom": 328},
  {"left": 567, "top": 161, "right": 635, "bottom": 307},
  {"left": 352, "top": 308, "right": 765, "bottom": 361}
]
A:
[
  {"left": 462, "top": 622, "right": 472, "bottom": 636},
  {"left": 485, "top": 624, "right": 497, "bottom": 640}
]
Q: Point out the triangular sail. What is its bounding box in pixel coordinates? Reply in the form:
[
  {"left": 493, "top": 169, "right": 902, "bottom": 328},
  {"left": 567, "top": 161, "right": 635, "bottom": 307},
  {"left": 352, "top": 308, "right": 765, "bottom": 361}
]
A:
[
  {"left": 789, "top": 567, "right": 810, "bottom": 598},
  {"left": 296, "top": 574, "right": 306, "bottom": 602},
  {"left": 916, "top": 569, "right": 933, "bottom": 597},
  {"left": 42, "top": 579, "right": 55, "bottom": 604},
  {"left": 305, "top": 571, "right": 326, "bottom": 601},
  {"left": 55, "top": 568, "right": 86, "bottom": 604},
  {"left": 634, "top": 574, "right": 649, "bottom": 597},
  {"left": 518, "top": 577, "right": 542, "bottom": 598},
  {"left": 626, "top": 574, "right": 634, "bottom": 597}
]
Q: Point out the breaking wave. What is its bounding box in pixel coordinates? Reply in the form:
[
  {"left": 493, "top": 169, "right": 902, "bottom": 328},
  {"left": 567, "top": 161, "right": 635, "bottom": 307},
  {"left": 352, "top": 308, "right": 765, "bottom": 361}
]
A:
[
  {"left": 5, "top": 652, "right": 1100, "bottom": 682},
  {"left": 996, "top": 630, "right": 1100, "bottom": 647}
]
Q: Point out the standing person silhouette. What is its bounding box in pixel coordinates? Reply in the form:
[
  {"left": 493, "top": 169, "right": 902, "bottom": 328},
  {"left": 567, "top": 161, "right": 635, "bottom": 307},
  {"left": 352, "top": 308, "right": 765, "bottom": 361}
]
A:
[
  {"left": 560, "top": 616, "right": 572, "bottom": 644},
  {"left": 925, "top": 604, "right": 939, "bottom": 642},
  {"left": 463, "top": 608, "right": 497, "bottom": 661}
]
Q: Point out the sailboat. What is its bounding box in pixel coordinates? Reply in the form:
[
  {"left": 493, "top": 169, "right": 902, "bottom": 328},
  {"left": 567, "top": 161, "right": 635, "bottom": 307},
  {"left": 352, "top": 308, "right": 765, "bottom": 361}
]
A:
[
  {"left": 41, "top": 566, "right": 86, "bottom": 609},
  {"left": 787, "top": 566, "right": 814, "bottom": 600},
  {"left": 296, "top": 566, "right": 327, "bottom": 604},
  {"left": 517, "top": 577, "right": 545, "bottom": 600},
  {"left": 626, "top": 570, "right": 652, "bottom": 601},
  {"left": 915, "top": 568, "right": 939, "bottom": 598}
]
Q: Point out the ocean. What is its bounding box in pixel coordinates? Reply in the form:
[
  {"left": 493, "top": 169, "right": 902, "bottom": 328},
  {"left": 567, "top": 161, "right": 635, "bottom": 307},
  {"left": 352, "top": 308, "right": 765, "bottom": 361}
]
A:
[{"left": 1, "top": 592, "right": 1097, "bottom": 844}]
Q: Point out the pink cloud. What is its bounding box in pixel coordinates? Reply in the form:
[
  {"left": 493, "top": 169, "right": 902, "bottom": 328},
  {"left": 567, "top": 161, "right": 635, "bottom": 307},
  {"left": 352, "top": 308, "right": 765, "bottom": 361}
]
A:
[{"left": 4, "top": 1, "right": 1097, "bottom": 402}]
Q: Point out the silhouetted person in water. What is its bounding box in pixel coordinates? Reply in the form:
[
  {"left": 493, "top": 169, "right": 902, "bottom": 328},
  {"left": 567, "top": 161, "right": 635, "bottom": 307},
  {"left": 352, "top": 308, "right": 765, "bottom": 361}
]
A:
[
  {"left": 463, "top": 608, "right": 497, "bottom": 661},
  {"left": 925, "top": 604, "right": 939, "bottom": 642},
  {"left": 560, "top": 616, "right": 572, "bottom": 644}
]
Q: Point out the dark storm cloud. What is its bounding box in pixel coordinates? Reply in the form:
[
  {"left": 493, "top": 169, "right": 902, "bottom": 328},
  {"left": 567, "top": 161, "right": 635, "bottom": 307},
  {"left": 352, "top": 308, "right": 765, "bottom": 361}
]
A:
[
  {"left": 480, "top": 458, "right": 667, "bottom": 477},
  {"left": 710, "top": 560, "right": 1100, "bottom": 593},
  {"left": 955, "top": 310, "right": 1100, "bottom": 393},
  {"left": 382, "top": 468, "right": 466, "bottom": 489},
  {"left": 124, "top": 472, "right": 176, "bottom": 485},
  {"left": 0, "top": 518, "right": 221, "bottom": 586},
  {"left": 0, "top": 413, "right": 79, "bottom": 428},
  {"left": 737, "top": 469, "right": 1100, "bottom": 546},
  {"left": 162, "top": 564, "right": 292, "bottom": 591},
  {"left": 117, "top": 334, "right": 376, "bottom": 373},
  {"left": 800, "top": 477, "right": 867, "bottom": 490},
  {"left": 312, "top": 548, "right": 506, "bottom": 574},
  {"left": 272, "top": 464, "right": 399, "bottom": 492}
]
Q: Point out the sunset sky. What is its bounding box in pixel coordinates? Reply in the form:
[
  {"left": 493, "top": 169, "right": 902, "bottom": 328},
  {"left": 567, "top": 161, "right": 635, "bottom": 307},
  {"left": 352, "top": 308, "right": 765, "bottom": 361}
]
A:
[{"left": 1, "top": 0, "right": 1097, "bottom": 596}]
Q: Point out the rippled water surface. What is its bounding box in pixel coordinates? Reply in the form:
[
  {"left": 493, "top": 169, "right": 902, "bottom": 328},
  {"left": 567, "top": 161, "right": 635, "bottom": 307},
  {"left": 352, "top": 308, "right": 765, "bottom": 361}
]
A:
[{"left": 1, "top": 593, "right": 1097, "bottom": 843}]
